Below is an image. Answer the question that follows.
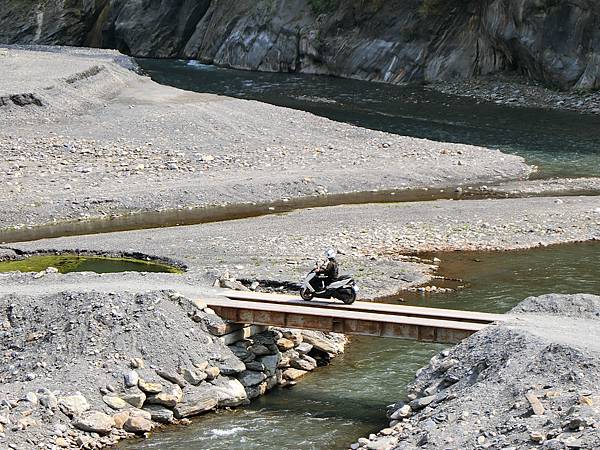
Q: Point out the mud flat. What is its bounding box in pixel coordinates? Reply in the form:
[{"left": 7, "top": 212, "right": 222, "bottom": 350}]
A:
[{"left": 0, "top": 46, "right": 533, "bottom": 232}]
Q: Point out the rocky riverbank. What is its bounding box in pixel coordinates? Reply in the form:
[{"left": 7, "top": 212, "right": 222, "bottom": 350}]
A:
[
  {"left": 0, "top": 287, "right": 345, "bottom": 449},
  {"left": 353, "top": 294, "right": 600, "bottom": 450},
  {"left": 430, "top": 74, "right": 600, "bottom": 116}
]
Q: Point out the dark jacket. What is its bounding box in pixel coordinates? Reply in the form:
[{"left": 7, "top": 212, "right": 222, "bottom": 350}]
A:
[{"left": 321, "top": 259, "right": 339, "bottom": 281}]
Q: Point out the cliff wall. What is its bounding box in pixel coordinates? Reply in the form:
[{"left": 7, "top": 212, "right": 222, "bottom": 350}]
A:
[{"left": 1, "top": 0, "right": 599, "bottom": 89}]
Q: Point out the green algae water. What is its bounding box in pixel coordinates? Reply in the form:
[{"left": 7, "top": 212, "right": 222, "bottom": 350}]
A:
[
  {"left": 0, "top": 255, "right": 182, "bottom": 274},
  {"left": 124, "top": 242, "right": 600, "bottom": 450},
  {"left": 136, "top": 59, "right": 600, "bottom": 178}
]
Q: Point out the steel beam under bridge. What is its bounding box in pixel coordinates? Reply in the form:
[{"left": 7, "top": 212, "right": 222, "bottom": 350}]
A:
[{"left": 203, "top": 291, "right": 504, "bottom": 344}]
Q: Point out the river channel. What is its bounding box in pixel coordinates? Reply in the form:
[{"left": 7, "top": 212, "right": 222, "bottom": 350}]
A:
[
  {"left": 136, "top": 59, "right": 600, "bottom": 178},
  {"left": 121, "top": 61, "right": 600, "bottom": 449}
]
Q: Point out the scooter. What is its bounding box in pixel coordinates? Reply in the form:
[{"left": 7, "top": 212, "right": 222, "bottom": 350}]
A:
[{"left": 299, "top": 268, "right": 358, "bottom": 304}]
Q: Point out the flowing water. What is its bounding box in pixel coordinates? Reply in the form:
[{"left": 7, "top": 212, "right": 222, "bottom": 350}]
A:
[
  {"left": 124, "top": 61, "right": 600, "bottom": 449},
  {"left": 136, "top": 59, "right": 600, "bottom": 178}
]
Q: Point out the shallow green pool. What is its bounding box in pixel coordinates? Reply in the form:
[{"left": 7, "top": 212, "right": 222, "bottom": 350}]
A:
[{"left": 0, "top": 255, "right": 182, "bottom": 274}]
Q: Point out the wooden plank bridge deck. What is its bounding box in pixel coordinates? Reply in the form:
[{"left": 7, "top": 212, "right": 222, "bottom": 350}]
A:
[{"left": 203, "top": 290, "right": 504, "bottom": 344}]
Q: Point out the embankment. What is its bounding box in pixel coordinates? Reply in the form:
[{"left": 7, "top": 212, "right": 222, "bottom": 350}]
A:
[
  {"left": 354, "top": 294, "right": 600, "bottom": 449},
  {"left": 0, "top": 287, "right": 345, "bottom": 449}
]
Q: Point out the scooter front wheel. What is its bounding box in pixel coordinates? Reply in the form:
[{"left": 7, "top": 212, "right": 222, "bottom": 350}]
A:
[
  {"left": 342, "top": 289, "right": 357, "bottom": 305},
  {"left": 300, "top": 287, "right": 314, "bottom": 301}
]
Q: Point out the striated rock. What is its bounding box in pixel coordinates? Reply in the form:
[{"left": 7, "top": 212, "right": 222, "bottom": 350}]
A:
[
  {"left": 238, "top": 370, "right": 267, "bottom": 387},
  {"left": 120, "top": 391, "right": 146, "bottom": 409},
  {"left": 72, "top": 411, "right": 115, "bottom": 434},
  {"left": 5, "top": 0, "right": 600, "bottom": 90},
  {"left": 301, "top": 331, "right": 345, "bottom": 355},
  {"left": 173, "top": 394, "right": 218, "bottom": 419},
  {"left": 144, "top": 405, "right": 175, "bottom": 423},
  {"left": 181, "top": 368, "right": 207, "bottom": 386},
  {"left": 291, "top": 357, "right": 315, "bottom": 372},
  {"left": 156, "top": 369, "right": 187, "bottom": 388},
  {"left": 295, "top": 342, "right": 313, "bottom": 355}
]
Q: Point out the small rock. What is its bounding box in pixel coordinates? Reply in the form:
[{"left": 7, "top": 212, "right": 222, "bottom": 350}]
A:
[
  {"left": 123, "top": 416, "right": 153, "bottom": 434},
  {"left": 531, "top": 431, "right": 545, "bottom": 442},
  {"left": 102, "top": 395, "right": 128, "bottom": 410},
  {"left": 138, "top": 379, "right": 163, "bottom": 394},
  {"left": 283, "top": 368, "right": 307, "bottom": 380},
  {"left": 204, "top": 366, "right": 220, "bottom": 380},
  {"left": 181, "top": 368, "right": 207, "bottom": 386},
  {"left": 130, "top": 358, "right": 144, "bottom": 369},
  {"left": 124, "top": 370, "right": 139, "bottom": 388},
  {"left": 276, "top": 338, "right": 295, "bottom": 351},
  {"left": 58, "top": 394, "right": 90, "bottom": 417}
]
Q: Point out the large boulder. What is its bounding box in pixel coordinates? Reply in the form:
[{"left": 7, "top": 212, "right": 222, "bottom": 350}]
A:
[
  {"left": 173, "top": 393, "right": 218, "bottom": 419},
  {"left": 73, "top": 411, "right": 115, "bottom": 434}
]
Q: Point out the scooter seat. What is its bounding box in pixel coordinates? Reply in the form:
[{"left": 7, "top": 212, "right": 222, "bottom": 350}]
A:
[{"left": 335, "top": 274, "right": 352, "bottom": 281}]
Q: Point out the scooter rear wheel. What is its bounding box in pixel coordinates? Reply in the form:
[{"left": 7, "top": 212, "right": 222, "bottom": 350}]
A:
[{"left": 300, "top": 287, "right": 314, "bottom": 301}]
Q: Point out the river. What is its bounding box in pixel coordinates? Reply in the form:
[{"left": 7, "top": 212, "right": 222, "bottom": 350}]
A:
[
  {"left": 121, "top": 60, "right": 600, "bottom": 449},
  {"left": 136, "top": 59, "right": 600, "bottom": 179}
]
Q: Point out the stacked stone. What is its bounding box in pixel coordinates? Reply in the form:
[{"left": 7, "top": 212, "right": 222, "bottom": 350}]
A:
[{"left": 229, "top": 329, "right": 346, "bottom": 399}]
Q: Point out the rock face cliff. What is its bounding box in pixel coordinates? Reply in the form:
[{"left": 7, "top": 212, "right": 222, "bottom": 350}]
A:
[{"left": 1, "top": 0, "right": 600, "bottom": 89}]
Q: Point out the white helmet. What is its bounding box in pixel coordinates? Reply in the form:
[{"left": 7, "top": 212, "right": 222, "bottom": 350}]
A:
[{"left": 325, "top": 248, "right": 337, "bottom": 259}]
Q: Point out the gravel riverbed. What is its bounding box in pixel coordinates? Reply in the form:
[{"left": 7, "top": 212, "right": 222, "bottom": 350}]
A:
[{"left": 0, "top": 46, "right": 533, "bottom": 231}]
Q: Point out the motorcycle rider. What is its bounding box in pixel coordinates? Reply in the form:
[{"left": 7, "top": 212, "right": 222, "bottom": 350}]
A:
[{"left": 315, "top": 248, "right": 339, "bottom": 290}]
